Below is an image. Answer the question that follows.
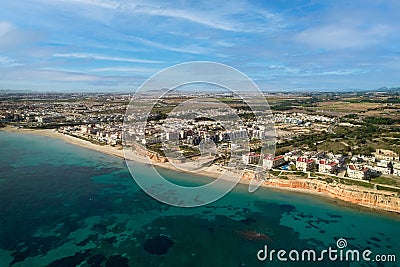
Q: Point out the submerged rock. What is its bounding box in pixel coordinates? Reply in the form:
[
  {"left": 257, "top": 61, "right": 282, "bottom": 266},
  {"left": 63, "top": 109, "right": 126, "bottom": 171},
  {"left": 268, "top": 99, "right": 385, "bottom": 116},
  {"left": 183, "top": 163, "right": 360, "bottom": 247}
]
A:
[{"left": 143, "top": 235, "right": 175, "bottom": 255}]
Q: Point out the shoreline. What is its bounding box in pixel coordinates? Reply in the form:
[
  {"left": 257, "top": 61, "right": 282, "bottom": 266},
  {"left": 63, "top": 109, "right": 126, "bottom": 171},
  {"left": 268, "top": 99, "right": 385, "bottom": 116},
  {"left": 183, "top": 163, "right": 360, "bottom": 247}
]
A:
[
  {"left": 1, "top": 126, "right": 399, "bottom": 215},
  {"left": 1, "top": 127, "right": 126, "bottom": 159},
  {"left": 0, "top": 126, "right": 230, "bottom": 180}
]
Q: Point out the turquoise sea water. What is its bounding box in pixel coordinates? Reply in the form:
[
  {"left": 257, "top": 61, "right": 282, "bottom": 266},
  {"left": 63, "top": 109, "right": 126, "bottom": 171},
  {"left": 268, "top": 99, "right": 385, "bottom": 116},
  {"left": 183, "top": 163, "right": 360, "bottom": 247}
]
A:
[{"left": 0, "top": 131, "right": 399, "bottom": 266}]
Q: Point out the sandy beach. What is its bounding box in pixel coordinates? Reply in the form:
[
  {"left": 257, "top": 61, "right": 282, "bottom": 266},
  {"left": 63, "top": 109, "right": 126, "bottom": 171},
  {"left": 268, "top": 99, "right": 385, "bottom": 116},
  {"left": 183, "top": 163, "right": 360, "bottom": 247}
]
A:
[{"left": 2, "top": 126, "right": 399, "bottom": 214}]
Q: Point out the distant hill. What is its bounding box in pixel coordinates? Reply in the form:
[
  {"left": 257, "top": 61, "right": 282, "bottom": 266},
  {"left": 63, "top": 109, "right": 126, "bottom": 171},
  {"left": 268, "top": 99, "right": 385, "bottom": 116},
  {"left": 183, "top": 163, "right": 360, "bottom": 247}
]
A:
[{"left": 369, "top": 87, "right": 400, "bottom": 92}]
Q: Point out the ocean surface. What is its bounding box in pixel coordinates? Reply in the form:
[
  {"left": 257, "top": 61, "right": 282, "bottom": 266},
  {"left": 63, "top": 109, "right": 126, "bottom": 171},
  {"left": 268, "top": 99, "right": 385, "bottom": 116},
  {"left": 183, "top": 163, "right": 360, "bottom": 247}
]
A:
[{"left": 0, "top": 131, "right": 399, "bottom": 266}]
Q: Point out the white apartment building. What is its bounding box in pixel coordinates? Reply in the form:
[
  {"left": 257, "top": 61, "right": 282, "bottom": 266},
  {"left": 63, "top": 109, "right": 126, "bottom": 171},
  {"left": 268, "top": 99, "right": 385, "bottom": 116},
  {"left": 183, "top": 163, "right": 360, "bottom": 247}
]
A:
[
  {"left": 296, "top": 157, "right": 316, "bottom": 172},
  {"left": 263, "top": 154, "right": 285, "bottom": 170},
  {"left": 318, "top": 160, "right": 338, "bottom": 174},
  {"left": 347, "top": 164, "right": 371, "bottom": 180},
  {"left": 242, "top": 152, "right": 261, "bottom": 165}
]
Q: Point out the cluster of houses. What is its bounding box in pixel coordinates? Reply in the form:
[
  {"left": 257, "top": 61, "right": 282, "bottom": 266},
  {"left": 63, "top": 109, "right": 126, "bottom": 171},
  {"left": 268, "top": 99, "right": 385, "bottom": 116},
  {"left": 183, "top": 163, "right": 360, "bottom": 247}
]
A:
[
  {"left": 1, "top": 93, "right": 127, "bottom": 127},
  {"left": 242, "top": 149, "right": 400, "bottom": 180},
  {"left": 143, "top": 128, "right": 250, "bottom": 146},
  {"left": 59, "top": 124, "right": 122, "bottom": 146},
  {"left": 241, "top": 153, "right": 286, "bottom": 168},
  {"left": 273, "top": 112, "right": 335, "bottom": 125},
  {"left": 242, "top": 151, "right": 339, "bottom": 172}
]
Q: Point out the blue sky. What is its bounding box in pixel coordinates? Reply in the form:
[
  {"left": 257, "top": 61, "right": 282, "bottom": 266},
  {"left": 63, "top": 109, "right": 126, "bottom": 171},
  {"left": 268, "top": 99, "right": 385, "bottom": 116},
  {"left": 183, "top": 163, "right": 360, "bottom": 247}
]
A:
[{"left": 1, "top": 0, "right": 399, "bottom": 92}]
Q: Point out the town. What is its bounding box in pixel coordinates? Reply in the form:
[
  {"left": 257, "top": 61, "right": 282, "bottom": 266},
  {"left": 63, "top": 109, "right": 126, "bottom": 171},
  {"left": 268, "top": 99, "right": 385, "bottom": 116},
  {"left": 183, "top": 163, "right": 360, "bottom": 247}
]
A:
[{"left": 1, "top": 90, "right": 400, "bottom": 192}]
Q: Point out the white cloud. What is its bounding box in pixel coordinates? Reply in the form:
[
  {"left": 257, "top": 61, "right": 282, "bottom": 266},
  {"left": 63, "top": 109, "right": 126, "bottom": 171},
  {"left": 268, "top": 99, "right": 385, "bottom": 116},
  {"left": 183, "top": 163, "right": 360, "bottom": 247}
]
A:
[
  {"left": 53, "top": 53, "right": 163, "bottom": 63},
  {"left": 314, "top": 69, "right": 368, "bottom": 76},
  {"left": 131, "top": 3, "right": 287, "bottom": 33},
  {"left": 0, "top": 21, "right": 40, "bottom": 49},
  {"left": 91, "top": 66, "right": 160, "bottom": 73},
  {"left": 0, "top": 21, "right": 13, "bottom": 37},
  {"left": 134, "top": 37, "right": 211, "bottom": 55},
  {"left": 55, "top": 0, "right": 120, "bottom": 9},
  {"left": 50, "top": 0, "right": 283, "bottom": 33},
  {"left": 266, "top": 64, "right": 367, "bottom": 77},
  {"left": 54, "top": 0, "right": 258, "bottom": 32},
  {"left": 0, "top": 67, "right": 139, "bottom": 84},
  {"left": 295, "top": 23, "right": 393, "bottom": 50},
  {"left": 132, "top": 5, "right": 245, "bottom": 32},
  {"left": 0, "top": 56, "right": 17, "bottom": 65}
]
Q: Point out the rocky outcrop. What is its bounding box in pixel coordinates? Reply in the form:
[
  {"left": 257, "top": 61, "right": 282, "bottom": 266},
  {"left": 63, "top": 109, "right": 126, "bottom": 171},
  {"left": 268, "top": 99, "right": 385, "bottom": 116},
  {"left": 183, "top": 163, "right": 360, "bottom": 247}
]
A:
[{"left": 262, "top": 178, "right": 400, "bottom": 213}]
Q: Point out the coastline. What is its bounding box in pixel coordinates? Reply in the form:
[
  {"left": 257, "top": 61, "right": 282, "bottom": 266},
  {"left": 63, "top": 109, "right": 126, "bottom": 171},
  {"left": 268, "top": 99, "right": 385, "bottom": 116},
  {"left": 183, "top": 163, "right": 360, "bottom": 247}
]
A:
[
  {"left": 0, "top": 126, "right": 227, "bottom": 180},
  {"left": 1, "top": 126, "right": 399, "bottom": 215},
  {"left": 1, "top": 126, "right": 126, "bottom": 159}
]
